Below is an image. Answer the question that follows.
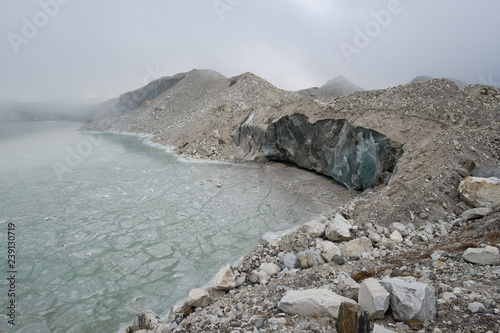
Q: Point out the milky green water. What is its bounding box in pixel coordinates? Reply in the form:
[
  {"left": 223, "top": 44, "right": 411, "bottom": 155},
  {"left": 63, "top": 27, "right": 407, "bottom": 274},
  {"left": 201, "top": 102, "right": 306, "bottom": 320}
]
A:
[{"left": 0, "top": 121, "right": 325, "bottom": 332}]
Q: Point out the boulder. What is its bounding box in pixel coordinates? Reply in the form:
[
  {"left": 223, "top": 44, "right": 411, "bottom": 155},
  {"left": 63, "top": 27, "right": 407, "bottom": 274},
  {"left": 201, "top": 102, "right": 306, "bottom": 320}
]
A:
[
  {"left": 463, "top": 246, "right": 499, "bottom": 265},
  {"left": 297, "top": 250, "right": 325, "bottom": 269},
  {"left": 214, "top": 264, "right": 236, "bottom": 290},
  {"left": 304, "top": 219, "right": 326, "bottom": 237},
  {"left": 187, "top": 288, "right": 210, "bottom": 308},
  {"left": 259, "top": 262, "right": 281, "bottom": 276},
  {"left": 380, "top": 278, "right": 436, "bottom": 323},
  {"left": 467, "top": 301, "right": 486, "bottom": 313},
  {"left": 325, "top": 213, "right": 352, "bottom": 242},
  {"left": 389, "top": 230, "right": 403, "bottom": 243},
  {"left": 461, "top": 207, "right": 492, "bottom": 220},
  {"left": 278, "top": 289, "right": 356, "bottom": 318},
  {"left": 389, "top": 222, "right": 408, "bottom": 236},
  {"left": 336, "top": 302, "right": 370, "bottom": 333},
  {"left": 358, "top": 278, "right": 390, "bottom": 319},
  {"left": 126, "top": 310, "right": 161, "bottom": 333},
  {"left": 458, "top": 176, "right": 500, "bottom": 208},
  {"left": 318, "top": 240, "right": 342, "bottom": 262},
  {"left": 339, "top": 237, "right": 373, "bottom": 257},
  {"left": 368, "top": 232, "right": 382, "bottom": 243},
  {"left": 280, "top": 252, "right": 298, "bottom": 270}
]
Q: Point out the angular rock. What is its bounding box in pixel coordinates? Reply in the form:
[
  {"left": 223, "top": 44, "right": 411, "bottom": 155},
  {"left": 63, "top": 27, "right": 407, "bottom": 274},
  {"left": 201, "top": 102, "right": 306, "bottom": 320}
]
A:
[
  {"left": 467, "top": 301, "right": 486, "bottom": 313},
  {"left": 280, "top": 252, "right": 298, "bottom": 270},
  {"left": 336, "top": 302, "right": 370, "bottom": 333},
  {"left": 339, "top": 237, "right": 373, "bottom": 257},
  {"left": 126, "top": 310, "right": 161, "bottom": 333},
  {"left": 389, "top": 230, "right": 403, "bottom": 243},
  {"left": 304, "top": 219, "right": 326, "bottom": 237},
  {"left": 380, "top": 278, "right": 436, "bottom": 323},
  {"left": 463, "top": 246, "right": 499, "bottom": 265},
  {"left": 318, "top": 239, "right": 342, "bottom": 262},
  {"left": 297, "top": 250, "right": 325, "bottom": 269},
  {"left": 214, "top": 264, "right": 236, "bottom": 290},
  {"left": 368, "top": 232, "right": 381, "bottom": 243},
  {"left": 358, "top": 278, "right": 390, "bottom": 319},
  {"left": 461, "top": 207, "right": 492, "bottom": 220},
  {"left": 259, "top": 262, "right": 281, "bottom": 276},
  {"left": 459, "top": 176, "right": 500, "bottom": 208},
  {"left": 325, "top": 213, "right": 352, "bottom": 242},
  {"left": 278, "top": 289, "right": 356, "bottom": 318},
  {"left": 187, "top": 288, "right": 210, "bottom": 308},
  {"left": 389, "top": 222, "right": 408, "bottom": 236}
]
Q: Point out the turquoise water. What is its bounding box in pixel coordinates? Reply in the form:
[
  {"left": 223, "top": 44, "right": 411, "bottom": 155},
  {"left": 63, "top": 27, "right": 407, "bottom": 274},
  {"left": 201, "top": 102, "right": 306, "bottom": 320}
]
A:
[{"left": 0, "top": 121, "right": 328, "bottom": 332}]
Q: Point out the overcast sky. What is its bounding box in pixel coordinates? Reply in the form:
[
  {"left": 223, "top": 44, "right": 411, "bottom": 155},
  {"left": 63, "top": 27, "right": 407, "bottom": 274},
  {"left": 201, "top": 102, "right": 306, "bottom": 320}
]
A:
[{"left": 1, "top": 0, "right": 499, "bottom": 104}]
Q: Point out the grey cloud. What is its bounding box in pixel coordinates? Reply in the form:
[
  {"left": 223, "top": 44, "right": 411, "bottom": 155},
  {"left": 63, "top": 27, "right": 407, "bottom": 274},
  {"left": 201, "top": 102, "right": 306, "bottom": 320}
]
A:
[{"left": 0, "top": 0, "right": 499, "bottom": 103}]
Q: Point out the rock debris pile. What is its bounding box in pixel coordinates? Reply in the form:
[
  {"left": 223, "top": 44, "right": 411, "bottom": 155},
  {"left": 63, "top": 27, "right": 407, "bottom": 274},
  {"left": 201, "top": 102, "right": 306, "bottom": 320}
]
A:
[
  {"left": 126, "top": 174, "right": 500, "bottom": 332},
  {"left": 81, "top": 69, "right": 500, "bottom": 332}
]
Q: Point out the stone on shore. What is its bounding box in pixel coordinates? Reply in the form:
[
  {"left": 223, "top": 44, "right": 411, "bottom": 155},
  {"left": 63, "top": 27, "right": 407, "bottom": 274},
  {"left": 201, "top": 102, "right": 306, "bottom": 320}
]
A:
[
  {"left": 325, "top": 213, "right": 352, "bottom": 242},
  {"left": 463, "top": 245, "right": 499, "bottom": 265},
  {"left": 336, "top": 302, "right": 370, "bottom": 333},
  {"left": 380, "top": 278, "right": 436, "bottom": 323},
  {"left": 317, "top": 239, "right": 342, "bottom": 262},
  {"left": 126, "top": 310, "right": 162, "bottom": 333},
  {"left": 304, "top": 219, "right": 326, "bottom": 237},
  {"left": 358, "top": 278, "right": 390, "bottom": 319},
  {"left": 187, "top": 288, "right": 210, "bottom": 308},
  {"left": 339, "top": 237, "right": 373, "bottom": 257},
  {"left": 458, "top": 176, "right": 500, "bottom": 208},
  {"left": 278, "top": 289, "right": 356, "bottom": 318},
  {"left": 214, "top": 264, "right": 236, "bottom": 290}
]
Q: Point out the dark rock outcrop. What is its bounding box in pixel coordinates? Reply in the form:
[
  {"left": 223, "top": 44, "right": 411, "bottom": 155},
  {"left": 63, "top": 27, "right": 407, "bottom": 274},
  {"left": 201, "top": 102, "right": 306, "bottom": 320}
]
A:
[{"left": 234, "top": 113, "right": 403, "bottom": 190}]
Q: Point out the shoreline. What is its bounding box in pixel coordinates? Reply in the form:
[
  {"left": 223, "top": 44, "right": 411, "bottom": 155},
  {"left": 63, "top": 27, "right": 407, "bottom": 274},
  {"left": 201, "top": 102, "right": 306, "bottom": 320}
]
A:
[{"left": 81, "top": 127, "right": 358, "bottom": 333}]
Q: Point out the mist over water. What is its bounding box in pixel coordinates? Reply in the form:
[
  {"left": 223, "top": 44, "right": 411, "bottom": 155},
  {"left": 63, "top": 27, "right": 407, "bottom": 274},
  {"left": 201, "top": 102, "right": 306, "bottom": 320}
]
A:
[{"left": 0, "top": 122, "right": 331, "bottom": 332}]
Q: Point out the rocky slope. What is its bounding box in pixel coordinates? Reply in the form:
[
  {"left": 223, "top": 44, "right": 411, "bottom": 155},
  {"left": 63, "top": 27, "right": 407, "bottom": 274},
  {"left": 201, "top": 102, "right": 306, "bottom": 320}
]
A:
[
  {"left": 410, "top": 76, "right": 469, "bottom": 89},
  {"left": 82, "top": 70, "right": 500, "bottom": 333},
  {"left": 301, "top": 75, "right": 365, "bottom": 99}
]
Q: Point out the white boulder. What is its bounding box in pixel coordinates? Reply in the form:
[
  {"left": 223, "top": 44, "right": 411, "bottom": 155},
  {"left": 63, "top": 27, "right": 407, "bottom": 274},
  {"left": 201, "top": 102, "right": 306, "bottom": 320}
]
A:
[
  {"left": 318, "top": 240, "right": 341, "bottom": 262},
  {"left": 389, "top": 230, "right": 403, "bottom": 243},
  {"left": 380, "top": 278, "right": 436, "bottom": 323},
  {"left": 463, "top": 246, "right": 499, "bottom": 265},
  {"left": 304, "top": 219, "right": 326, "bottom": 237},
  {"left": 187, "top": 288, "right": 210, "bottom": 308},
  {"left": 259, "top": 262, "right": 281, "bottom": 276},
  {"left": 214, "top": 264, "right": 236, "bottom": 290},
  {"left": 339, "top": 237, "right": 373, "bottom": 257},
  {"left": 325, "top": 213, "right": 352, "bottom": 242},
  {"left": 278, "top": 288, "right": 356, "bottom": 318},
  {"left": 358, "top": 278, "right": 390, "bottom": 319}
]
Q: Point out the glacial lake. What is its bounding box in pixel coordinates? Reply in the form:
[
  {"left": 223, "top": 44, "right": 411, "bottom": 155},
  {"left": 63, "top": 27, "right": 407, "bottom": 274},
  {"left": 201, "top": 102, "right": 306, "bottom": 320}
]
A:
[{"left": 0, "top": 121, "right": 352, "bottom": 332}]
